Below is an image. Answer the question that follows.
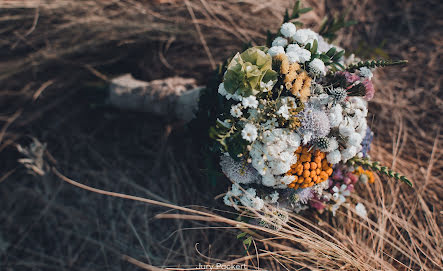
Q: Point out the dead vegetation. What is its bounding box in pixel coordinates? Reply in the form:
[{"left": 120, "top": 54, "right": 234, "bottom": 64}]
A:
[{"left": 0, "top": 0, "right": 442, "bottom": 270}]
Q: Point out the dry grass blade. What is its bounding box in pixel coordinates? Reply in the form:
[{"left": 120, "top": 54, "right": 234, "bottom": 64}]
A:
[{"left": 0, "top": 0, "right": 441, "bottom": 270}]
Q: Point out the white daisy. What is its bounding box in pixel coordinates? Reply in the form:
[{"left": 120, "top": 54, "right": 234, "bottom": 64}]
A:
[
  {"left": 242, "top": 96, "right": 258, "bottom": 108},
  {"left": 242, "top": 123, "right": 258, "bottom": 142}
]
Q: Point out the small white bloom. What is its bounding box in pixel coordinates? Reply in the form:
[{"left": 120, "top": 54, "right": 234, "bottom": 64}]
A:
[
  {"left": 292, "top": 29, "right": 318, "bottom": 45},
  {"left": 279, "top": 175, "right": 295, "bottom": 185},
  {"left": 292, "top": 29, "right": 309, "bottom": 44},
  {"left": 359, "top": 67, "right": 373, "bottom": 79},
  {"left": 286, "top": 44, "right": 301, "bottom": 53},
  {"left": 308, "top": 59, "right": 326, "bottom": 76},
  {"left": 286, "top": 43, "right": 311, "bottom": 63},
  {"left": 250, "top": 196, "right": 265, "bottom": 210},
  {"left": 348, "top": 133, "right": 362, "bottom": 147},
  {"left": 297, "top": 48, "right": 312, "bottom": 62},
  {"left": 341, "top": 146, "right": 357, "bottom": 161},
  {"left": 268, "top": 46, "right": 285, "bottom": 57},
  {"left": 269, "top": 191, "right": 279, "bottom": 203},
  {"left": 272, "top": 36, "right": 288, "bottom": 47},
  {"left": 242, "top": 96, "right": 258, "bottom": 108},
  {"left": 328, "top": 104, "right": 343, "bottom": 127},
  {"left": 287, "top": 132, "right": 301, "bottom": 148},
  {"left": 327, "top": 137, "right": 339, "bottom": 152},
  {"left": 231, "top": 183, "right": 242, "bottom": 196},
  {"left": 262, "top": 173, "right": 277, "bottom": 186},
  {"left": 332, "top": 184, "right": 351, "bottom": 203},
  {"left": 326, "top": 150, "right": 341, "bottom": 164},
  {"left": 260, "top": 80, "right": 274, "bottom": 92},
  {"left": 339, "top": 124, "right": 355, "bottom": 137},
  {"left": 280, "top": 22, "right": 297, "bottom": 38},
  {"left": 230, "top": 104, "right": 243, "bottom": 118},
  {"left": 355, "top": 203, "right": 368, "bottom": 218},
  {"left": 285, "top": 51, "right": 299, "bottom": 63},
  {"left": 277, "top": 104, "right": 290, "bottom": 119},
  {"left": 242, "top": 123, "right": 258, "bottom": 142}
]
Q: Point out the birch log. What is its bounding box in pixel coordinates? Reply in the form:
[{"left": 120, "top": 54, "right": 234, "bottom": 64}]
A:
[{"left": 108, "top": 74, "right": 203, "bottom": 122}]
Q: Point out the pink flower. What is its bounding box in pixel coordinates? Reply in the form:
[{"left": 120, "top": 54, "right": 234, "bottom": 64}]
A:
[
  {"left": 338, "top": 71, "right": 360, "bottom": 83},
  {"left": 362, "top": 79, "right": 375, "bottom": 100},
  {"left": 346, "top": 172, "right": 358, "bottom": 184}
]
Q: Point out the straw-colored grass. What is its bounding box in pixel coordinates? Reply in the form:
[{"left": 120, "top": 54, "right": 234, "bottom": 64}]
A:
[{"left": 0, "top": 0, "right": 441, "bottom": 270}]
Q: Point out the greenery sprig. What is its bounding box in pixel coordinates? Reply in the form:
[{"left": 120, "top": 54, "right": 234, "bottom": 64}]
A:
[
  {"left": 348, "top": 157, "right": 413, "bottom": 187},
  {"left": 209, "top": 119, "right": 236, "bottom": 151},
  {"left": 346, "top": 59, "right": 408, "bottom": 72},
  {"left": 318, "top": 46, "right": 346, "bottom": 70}
]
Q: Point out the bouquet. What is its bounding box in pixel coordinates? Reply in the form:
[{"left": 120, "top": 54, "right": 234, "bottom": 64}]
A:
[{"left": 196, "top": 2, "right": 411, "bottom": 222}]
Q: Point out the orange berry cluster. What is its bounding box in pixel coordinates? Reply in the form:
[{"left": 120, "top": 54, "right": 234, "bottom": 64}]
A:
[{"left": 286, "top": 146, "right": 333, "bottom": 189}]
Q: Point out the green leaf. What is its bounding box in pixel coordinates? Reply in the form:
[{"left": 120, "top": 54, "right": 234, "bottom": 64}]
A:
[
  {"left": 237, "top": 232, "right": 247, "bottom": 239},
  {"left": 310, "top": 39, "right": 318, "bottom": 54},
  {"left": 243, "top": 236, "right": 252, "bottom": 248},
  {"left": 298, "top": 7, "right": 313, "bottom": 14},
  {"left": 332, "top": 50, "right": 345, "bottom": 61},
  {"left": 326, "top": 47, "right": 337, "bottom": 57}
]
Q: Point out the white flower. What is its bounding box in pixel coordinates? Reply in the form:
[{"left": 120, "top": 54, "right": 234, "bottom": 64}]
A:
[
  {"left": 272, "top": 37, "right": 288, "bottom": 47},
  {"left": 326, "top": 150, "right": 341, "bottom": 164},
  {"left": 286, "top": 44, "right": 302, "bottom": 53},
  {"left": 308, "top": 59, "right": 326, "bottom": 76},
  {"left": 268, "top": 46, "right": 285, "bottom": 57},
  {"left": 292, "top": 29, "right": 318, "bottom": 45},
  {"left": 286, "top": 44, "right": 311, "bottom": 63},
  {"left": 230, "top": 183, "right": 242, "bottom": 196},
  {"left": 236, "top": 188, "right": 264, "bottom": 210},
  {"left": 355, "top": 203, "right": 368, "bottom": 218},
  {"left": 328, "top": 104, "right": 343, "bottom": 127},
  {"left": 286, "top": 51, "right": 300, "bottom": 64},
  {"left": 262, "top": 173, "right": 277, "bottom": 187},
  {"left": 242, "top": 96, "right": 258, "bottom": 108},
  {"left": 341, "top": 146, "right": 357, "bottom": 161},
  {"left": 250, "top": 196, "right": 265, "bottom": 210},
  {"left": 296, "top": 48, "right": 312, "bottom": 62},
  {"left": 269, "top": 191, "right": 279, "bottom": 203},
  {"left": 292, "top": 29, "right": 309, "bottom": 44},
  {"left": 339, "top": 124, "right": 355, "bottom": 137},
  {"left": 277, "top": 104, "right": 290, "bottom": 119},
  {"left": 280, "top": 22, "right": 297, "bottom": 38},
  {"left": 287, "top": 132, "right": 301, "bottom": 148},
  {"left": 279, "top": 175, "right": 295, "bottom": 186},
  {"left": 242, "top": 123, "right": 258, "bottom": 142},
  {"left": 327, "top": 136, "right": 339, "bottom": 152},
  {"left": 348, "top": 133, "right": 362, "bottom": 147},
  {"left": 230, "top": 104, "right": 243, "bottom": 118},
  {"left": 260, "top": 80, "right": 274, "bottom": 92},
  {"left": 359, "top": 67, "right": 373, "bottom": 79},
  {"left": 332, "top": 184, "right": 350, "bottom": 203}
]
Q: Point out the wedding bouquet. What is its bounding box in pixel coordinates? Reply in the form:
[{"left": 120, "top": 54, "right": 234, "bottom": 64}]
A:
[{"left": 196, "top": 2, "right": 411, "bottom": 221}]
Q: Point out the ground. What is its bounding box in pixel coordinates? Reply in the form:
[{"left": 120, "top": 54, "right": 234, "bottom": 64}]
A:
[{"left": 0, "top": 0, "right": 441, "bottom": 270}]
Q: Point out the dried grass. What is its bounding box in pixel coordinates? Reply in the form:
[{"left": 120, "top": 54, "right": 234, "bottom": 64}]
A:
[{"left": 0, "top": 0, "right": 441, "bottom": 270}]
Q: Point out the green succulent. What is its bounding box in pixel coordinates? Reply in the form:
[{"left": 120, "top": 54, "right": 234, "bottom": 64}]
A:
[{"left": 223, "top": 47, "right": 278, "bottom": 97}]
